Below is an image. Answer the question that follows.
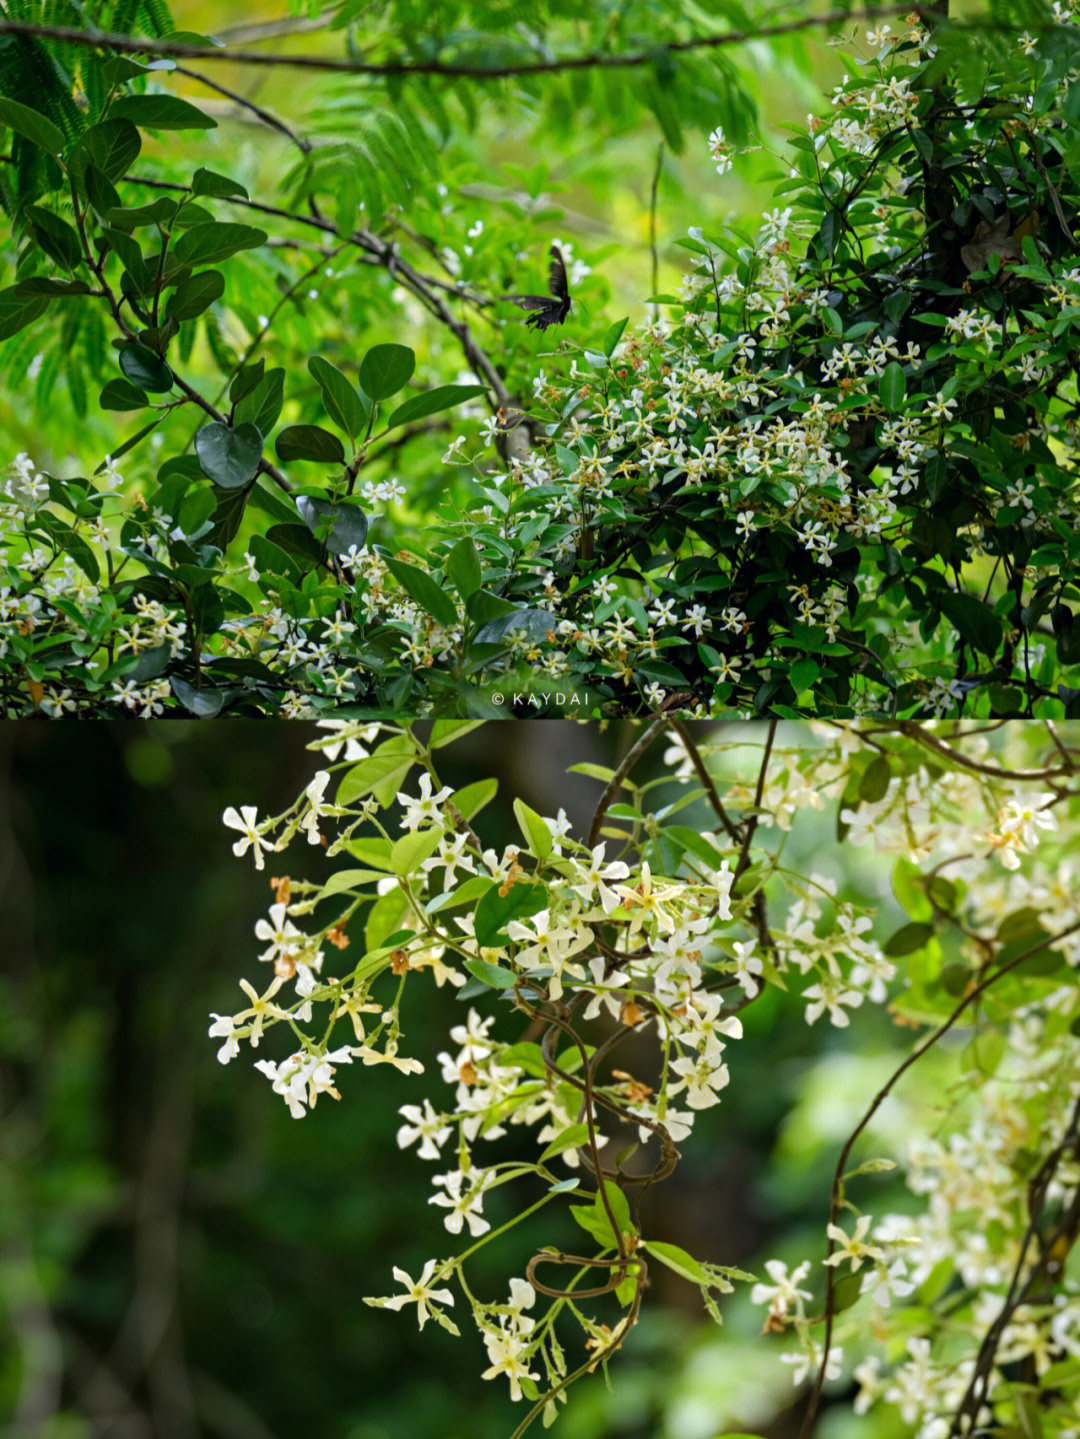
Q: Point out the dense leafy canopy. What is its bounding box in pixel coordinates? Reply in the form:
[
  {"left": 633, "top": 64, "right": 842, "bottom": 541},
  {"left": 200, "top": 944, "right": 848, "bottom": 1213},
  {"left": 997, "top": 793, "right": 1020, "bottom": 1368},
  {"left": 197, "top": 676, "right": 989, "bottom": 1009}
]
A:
[{"left": 0, "top": 0, "right": 1075, "bottom": 715}]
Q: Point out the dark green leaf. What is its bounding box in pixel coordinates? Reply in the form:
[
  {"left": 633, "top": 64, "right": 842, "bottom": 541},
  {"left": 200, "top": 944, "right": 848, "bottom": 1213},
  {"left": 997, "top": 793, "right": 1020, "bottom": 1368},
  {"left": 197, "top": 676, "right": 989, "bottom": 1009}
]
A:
[
  {"left": 859, "top": 755, "right": 892, "bottom": 803},
  {"left": 445, "top": 537, "right": 483, "bottom": 599},
  {"left": 235, "top": 369, "right": 285, "bottom": 436},
  {"left": 25, "top": 205, "right": 83, "bottom": 272},
  {"left": 296, "top": 496, "right": 368, "bottom": 555},
  {"left": 195, "top": 422, "right": 263, "bottom": 489},
  {"left": 275, "top": 425, "right": 345, "bottom": 464},
  {"left": 69, "top": 119, "right": 141, "bottom": 186},
  {"left": 0, "top": 97, "right": 65, "bottom": 155},
  {"left": 119, "top": 343, "right": 174, "bottom": 393},
  {"left": 939, "top": 591, "right": 1002, "bottom": 657},
  {"left": 100, "top": 377, "right": 149, "bottom": 410},
  {"left": 879, "top": 361, "right": 906, "bottom": 412},
  {"left": 0, "top": 287, "right": 51, "bottom": 341},
  {"left": 111, "top": 95, "right": 218, "bottom": 130},
  {"left": 164, "top": 269, "right": 225, "bottom": 321},
  {"left": 474, "top": 881, "right": 546, "bottom": 946},
  {"left": 191, "top": 167, "right": 249, "bottom": 200},
  {"left": 265, "top": 523, "right": 324, "bottom": 565},
  {"left": 171, "top": 676, "right": 223, "bottom": 717},
  {"left": 385, "top": 557, "right": 459, "bottom": 628},
  {"left": 170, "top": 223, "right": 267, "bottom": 270},
  {"left": 359, "top": 343, "right": 415, "bottom": 401},
  {"left": 13, "top": 277, "right": 92, "bottom": 295},
  {"left": 308, "top": 355, "right": 367, "bottom": 438},
  {"left": 84, "top": 164, "right": 122, "bottom": 223},
  {"left": 385, "top": 383, "right": 485, "bottom": 431},
  {"left": 229, "top": 359, "right": 265, "bottom": 405},
  {"left": 107, "top": 197, "right": 178, "bottom": 230},
  {"left": 883, "top": 921, "right": 935, "bottom": 957}
]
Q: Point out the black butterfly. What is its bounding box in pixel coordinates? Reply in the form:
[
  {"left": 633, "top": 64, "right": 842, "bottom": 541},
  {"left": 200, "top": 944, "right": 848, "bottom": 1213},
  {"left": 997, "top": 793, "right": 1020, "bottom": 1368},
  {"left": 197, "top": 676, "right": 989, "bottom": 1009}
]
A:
[{"left": 500, "top": 245, "right": 572, "bottom": 330}]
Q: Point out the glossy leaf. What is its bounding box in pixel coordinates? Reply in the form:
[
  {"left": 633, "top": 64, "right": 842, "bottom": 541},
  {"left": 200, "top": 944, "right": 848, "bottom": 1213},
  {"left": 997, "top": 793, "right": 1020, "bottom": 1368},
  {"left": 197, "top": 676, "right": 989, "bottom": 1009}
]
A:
[
  {"left": 358, "top": 343, "right": 415, "bottom": 401},
  {"left": 195, "top": 422, "right": 264, "bottom": 489}
]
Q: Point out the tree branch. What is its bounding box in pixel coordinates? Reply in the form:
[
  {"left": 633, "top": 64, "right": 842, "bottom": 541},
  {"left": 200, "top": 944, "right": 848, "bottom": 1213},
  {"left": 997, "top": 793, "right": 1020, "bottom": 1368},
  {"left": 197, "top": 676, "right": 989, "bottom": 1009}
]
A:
[{"left": 0, "top": 8, "right": 929, "bottom": 79}]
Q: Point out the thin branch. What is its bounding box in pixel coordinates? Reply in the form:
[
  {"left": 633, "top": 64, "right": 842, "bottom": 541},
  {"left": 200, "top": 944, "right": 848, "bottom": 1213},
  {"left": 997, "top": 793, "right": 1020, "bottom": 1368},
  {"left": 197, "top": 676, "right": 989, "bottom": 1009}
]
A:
[
  {"left": 125, "top": 173, "right": 512, "bottom": 411},
  {"left": 796, "top": 913, "right": 1080, "bottom": 1439},
  {"left": 0, "top": 9, "right": 931, "bottom": 79}
]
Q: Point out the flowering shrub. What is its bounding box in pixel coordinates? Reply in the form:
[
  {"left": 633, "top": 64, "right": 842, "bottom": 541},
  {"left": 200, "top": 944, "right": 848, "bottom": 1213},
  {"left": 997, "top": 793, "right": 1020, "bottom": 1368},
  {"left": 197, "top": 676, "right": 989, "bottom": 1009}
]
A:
[
  {"left": 209, "top": 716, "right": 1080, "bottom": 1436},
  {"left": 4, "top": 8, "right": 1079, "bottom": 716},
  {"left": 488, "top": 9, "right": 1080, "bottom": 717}
]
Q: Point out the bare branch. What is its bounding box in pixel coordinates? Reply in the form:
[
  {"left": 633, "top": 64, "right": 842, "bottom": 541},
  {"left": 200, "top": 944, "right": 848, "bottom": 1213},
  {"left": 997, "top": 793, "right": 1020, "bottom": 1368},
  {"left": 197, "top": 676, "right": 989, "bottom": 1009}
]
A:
[{"left": 0, "top": 8, "right": 927, "bottom": 80}]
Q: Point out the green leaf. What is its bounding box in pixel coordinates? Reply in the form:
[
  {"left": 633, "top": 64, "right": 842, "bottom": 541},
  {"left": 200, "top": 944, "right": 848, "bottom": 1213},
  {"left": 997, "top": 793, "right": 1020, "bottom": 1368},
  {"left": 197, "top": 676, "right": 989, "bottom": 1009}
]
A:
[
  {"left": 235, "top": 369, "right": 285, "bottom": 436},
  {"left": 569, "top": 1180, "right": 635, "bottom": 1249},
  {"left": 119, "top": 343, "right": 173, "bottom": 393},
  {"left": 359, "top": 343, "right": 415, "bottom": 401},
  {"left": 643, "top": 1240, "right": 706, "bottom": 1284},
  {"left": 513, "top": 798, "right": 553, "bottom": 859},
  {"left": 13, "top": 277, "right": 91, "bottom": 296},
  {"left": 384, "top": 557, "right": 459, "bottom": 629},
  {"left": 171, "top": 676, "right": 223, "bottom": 717},
  {"left": 474, "top": 881, "right": 546, "bottom": 946},
  {"left": 883, "top": 921, "right": 935, "bottom": 957},
  {"left": 275, "top": 425, "right": 346, "bottom": 465},
  {"left": 84, "top": 164, "right": 122, "bottom": 223},
  {"left": 448, "top": 776, "right": 498, "bottom": 819},
  {"left": 25, "top": 205, "right": 83, "bottom": 272},
  {"left": 859, "top": 755, "right": 892, "bottom": 802},
  {"left": 463, "top": 958, "right": 516, "bottom": 990},
  {"left": 0, "top": 287, "right": 51, "bottom": 341},
  {"left": 297, "top": 496, "right": 368, "bottom": 555},
  {"left": 229, "top": 360, "right": 265, "bottom": 405},
  {"left": 428, "top": 720, "right": 485, "bottom": 749},
  {"left": 390, "top": 829, "right": 441, "bottom": 876},
  {"left": 0, "top": 97, "right": 65, "bottom": 155},
  {"left": 111, "top": 94, "right": 218, "bottom": 130},
  {"left": 385, "top": 382, "right": 485, "bottom": 430},
  {"left": 602, "top": 317, "right": 629, "bottom": 356},
  {"left": 69, "top": 119, "right": 141, "bottom": 186},
  {"left": 789, "top": 657, "right": 819, "bottom": 692},
  {"left": 308, "top": 355, "right": 367, "bottom": 439},
  {"left": 191, "top": 167, "right": 249, "bottom": 200},
  {"left": 879, "top": 361, "right": 906, "bottom": 412},
  {"left": 265, "top": 524, "right": 322, "bottom": 565},
  {"left": 337, "top": 743, "right": 416, "bottom": 805},
  {"left": 445, "top": 537, "right": 483, "bottom": 599},
  {"left": 539, "top": 1125, "right": 589, "bottom": 1161},
  {"left": 195, "top": 422, "right": 263, "bottom": 488},
  {"left": 107, "top": 197, "right": 178, "bottom": 229},
  {"left": 164, "top": 269, "right": 225, "bottom": 321},
  {"left": 939, "top": 590, "right": 1003, "bottom": 657},
  {"left": 170, "top": 222, "right": 267, "bottom": 270},
  {"left": 100, "top": 377, "right": 149, "bottom": 410}
]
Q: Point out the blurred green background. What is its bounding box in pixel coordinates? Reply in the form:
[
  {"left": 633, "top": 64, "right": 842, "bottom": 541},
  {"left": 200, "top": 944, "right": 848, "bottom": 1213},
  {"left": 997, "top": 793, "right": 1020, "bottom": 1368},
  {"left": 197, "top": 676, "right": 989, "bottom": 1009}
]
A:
[{"left": 0, "top": 721, "right": 932, "bottom": 1439}]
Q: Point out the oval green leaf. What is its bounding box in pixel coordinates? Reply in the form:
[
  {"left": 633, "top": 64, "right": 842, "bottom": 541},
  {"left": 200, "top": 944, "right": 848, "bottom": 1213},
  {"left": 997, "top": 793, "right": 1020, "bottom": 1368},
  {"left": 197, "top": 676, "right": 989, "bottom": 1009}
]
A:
[
  {"left": 195, "top": 421, "right": 263, "bottom": 489},
  {"left": 359, "top": 342, "right": 415, "bottom": 401},
  {"left": 119, "top": 342, "right": 174, "bottom": 393},
  {"left": 111, "top": 94, "right": 217, "bottom": 130},
  {"left": 275, "top": 425, "right": 346, "bottom": 465}
]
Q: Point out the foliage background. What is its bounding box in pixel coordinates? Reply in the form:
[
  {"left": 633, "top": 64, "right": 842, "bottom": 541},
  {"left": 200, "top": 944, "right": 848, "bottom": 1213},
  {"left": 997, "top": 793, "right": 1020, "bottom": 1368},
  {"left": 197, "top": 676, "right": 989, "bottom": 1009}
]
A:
[{"left": 1, "top": 719, "right": 938, "bottom": 1439}]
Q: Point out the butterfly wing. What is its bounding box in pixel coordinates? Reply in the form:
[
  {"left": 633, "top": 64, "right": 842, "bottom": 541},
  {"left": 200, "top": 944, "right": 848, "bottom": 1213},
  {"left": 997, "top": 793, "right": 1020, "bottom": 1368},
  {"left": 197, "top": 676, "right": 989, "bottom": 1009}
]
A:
[
  {"left": 548, "top": 246, "right": 569, "bottom": 304},
  {"left": 498, "top": 247, "right": 572, "bottom": 328}
]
